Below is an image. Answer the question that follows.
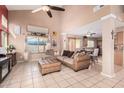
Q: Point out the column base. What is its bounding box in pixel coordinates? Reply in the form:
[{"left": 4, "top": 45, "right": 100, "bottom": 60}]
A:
[{"left": 101, "top": 72, "right": 115, "bottom": 78}]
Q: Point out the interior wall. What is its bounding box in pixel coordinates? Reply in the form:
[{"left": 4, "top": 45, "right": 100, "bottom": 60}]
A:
[
  {"left": 8, "top": 10, "right": 61, "bottom": 62},
  {"left": 60, "top": 5, "right": 111, "bottom": 51},
  {"left": 111, "top": 5, "right": 124, "bottom": 21},
  {"left": 60, "top": 5, "right": 111, "bottom": 34}
]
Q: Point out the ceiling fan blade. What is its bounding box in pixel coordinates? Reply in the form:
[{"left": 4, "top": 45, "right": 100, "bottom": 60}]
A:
[
  {"left": 46, "top": 10, "right": 52, "bottom": 18},
  {"left": 32, "top": 7, "right": 42, "bottom": 13},
  {"left": 48, "top": 5, "right": 65, "bottom": 11}
]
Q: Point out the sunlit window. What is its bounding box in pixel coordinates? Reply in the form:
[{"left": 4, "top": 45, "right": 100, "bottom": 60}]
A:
[
  {"left": 68, "top": 38, "right": 81, "bottom": 51},
  {"left": 26, "top": 36, "right": 48, "bottom": 53},
  {"left": 1, "top": 31, "right": 7, "bottom": 48},
  {"left": 87, "top": 40, "right": 94, "bottom": 48},
  {"left": 76, "top": 39, "right": 81, "bottom": 49}
]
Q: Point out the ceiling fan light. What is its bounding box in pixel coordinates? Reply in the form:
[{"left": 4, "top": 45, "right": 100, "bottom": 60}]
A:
[
  {"left": 86, "top": 34, "right": 90, "bottom": 37},
  {"left": 42, "top": 6, "right": 49, "bottom": 11}
]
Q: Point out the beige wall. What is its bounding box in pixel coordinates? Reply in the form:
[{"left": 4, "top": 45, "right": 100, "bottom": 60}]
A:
[
  {"left": 60, "top": 5, "right": 111, "bottom": 50},
  {"left": 8, "top": 10, "right": 61, "bottom": 62},
  {"left": 60, "top": 5, "right": 111, "bottom": 33}
]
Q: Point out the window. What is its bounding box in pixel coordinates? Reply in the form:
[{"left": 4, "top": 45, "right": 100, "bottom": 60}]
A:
[
  {"left": 76, "top": 39, "right": 81, "bottom": 49},
  {"left": 68, "top": 38, "right": 81, "bottom": 51},
  {"left": 68, "top": 38, "right": 75, "bottom": 51},
  {"left": 1, "top": 31, "right": 7, "bottom": 48},
  {"left": 26, "top": 36, "right": 48, "bottom": 53},
  {"left": 87, "top": 40, "right": 94, "bottom": 48}
]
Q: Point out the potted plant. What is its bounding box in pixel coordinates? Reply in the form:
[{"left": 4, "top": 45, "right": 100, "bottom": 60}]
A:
[{"left": 7, "top": 44, "right": 16, "bottom": 53}]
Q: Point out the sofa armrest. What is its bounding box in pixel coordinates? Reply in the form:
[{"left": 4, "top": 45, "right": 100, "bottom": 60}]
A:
[
  {"left": 74, "top": 53, "right": 90, "bottom": 63},
  {"left": 73, "top": 53, "right": 90, "bottom": 71}
]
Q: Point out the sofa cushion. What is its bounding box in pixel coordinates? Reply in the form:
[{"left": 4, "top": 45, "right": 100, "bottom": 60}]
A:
[
  {"left": 63, "top": 57, "right": 73, "bottom": 65},
  {"left": 74, "top": 52, "right": 85, "bottom": 58},
  {"left": 57, "top": 56, "right": 64, "bottom": 61},
  {"left": 62, "top": 50, "right": 70, "bottom": 56}
]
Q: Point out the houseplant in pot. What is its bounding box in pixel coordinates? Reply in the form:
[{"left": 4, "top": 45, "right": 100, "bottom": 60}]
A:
[{"left": 7, "top": 44, "right": 16, "bottom": 53}]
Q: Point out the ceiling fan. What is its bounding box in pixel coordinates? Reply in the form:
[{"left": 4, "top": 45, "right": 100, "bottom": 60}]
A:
[
  {"left": 32, "top": 5, "right": 65, "bottom": 18},
  {"left": 84, "top": 31, "right": 96, "bottom": 38}
]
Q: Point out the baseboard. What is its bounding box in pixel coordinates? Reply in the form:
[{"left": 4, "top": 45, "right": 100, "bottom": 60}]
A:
[{"left": 101, "top": 72, "right": 115, "bottom": 78}]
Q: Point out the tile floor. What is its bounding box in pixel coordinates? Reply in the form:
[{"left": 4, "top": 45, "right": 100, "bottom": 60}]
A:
[{"left": 0, "top": 61, "right": 124, "bottom": 88}]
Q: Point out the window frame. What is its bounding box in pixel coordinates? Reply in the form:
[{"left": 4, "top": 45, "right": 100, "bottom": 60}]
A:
[
  {"left": 1, "top": 31, "right": 8, "bottom": 48},
  {"left": 87, "top": 40, "right": 95, "bottom": 48},
  {"left": 68, "top": 37, "right": 81, "bottom": 51},
  {"left": 26, "top": 35, "right": 48, "bottom": 53}
]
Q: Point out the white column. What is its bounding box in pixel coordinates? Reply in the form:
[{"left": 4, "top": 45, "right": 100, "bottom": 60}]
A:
[{"left": 101, "top": 14, "right": 116, "bottom": 78}]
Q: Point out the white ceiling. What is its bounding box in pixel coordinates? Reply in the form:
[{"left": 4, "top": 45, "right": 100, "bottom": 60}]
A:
[
  {"left": 6, "top": 5, "right": 41, "bottom": 10},
  {"left": 6, "top": 5, "right": 63, "bottom": 10}
]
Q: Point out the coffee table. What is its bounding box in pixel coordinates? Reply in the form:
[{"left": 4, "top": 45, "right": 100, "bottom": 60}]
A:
[{"left": 38, "top": 58, "right": 61, "bottom": 75}]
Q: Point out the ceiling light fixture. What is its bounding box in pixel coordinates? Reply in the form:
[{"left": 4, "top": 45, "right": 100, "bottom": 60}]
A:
[{"left": 42, "top": 6, "right": 50, "bottom": 11}]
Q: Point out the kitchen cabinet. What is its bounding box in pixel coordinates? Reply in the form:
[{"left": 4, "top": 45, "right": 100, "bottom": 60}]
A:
[{"left": 7, "top": 53, "right": 17, "bottom": 66}]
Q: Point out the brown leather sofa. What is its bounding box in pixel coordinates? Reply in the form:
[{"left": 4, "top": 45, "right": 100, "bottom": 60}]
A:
[{"left": 57, "top": 52, "right": 90, "bottom": 71}]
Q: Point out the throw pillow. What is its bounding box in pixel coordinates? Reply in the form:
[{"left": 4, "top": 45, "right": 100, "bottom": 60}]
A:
[
  {"left": 73, "top": 52, "right": 80, "bottom": 59},
  {"left": 62, "top": 50, "right": 70, "bottom": 56},
  {"left": 67, "top": 51, "right": 74, "bottom": 58},
  {"left": 71, "top": 51, "right": 79, "bottom": 58}
]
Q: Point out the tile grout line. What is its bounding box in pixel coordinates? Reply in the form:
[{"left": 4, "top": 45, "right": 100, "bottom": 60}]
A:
[{"left": 112, "top": 77, "right": 124, "bottom": 88}]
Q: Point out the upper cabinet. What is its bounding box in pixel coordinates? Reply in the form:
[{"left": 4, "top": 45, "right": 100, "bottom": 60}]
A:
[{"left": 0, "top": 5, "right": 8, "bottom": 31}]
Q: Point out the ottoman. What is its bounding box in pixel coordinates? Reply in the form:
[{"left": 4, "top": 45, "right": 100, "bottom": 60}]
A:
[{"left": 38, "top": 58, "right": 61, "bottom": 75}]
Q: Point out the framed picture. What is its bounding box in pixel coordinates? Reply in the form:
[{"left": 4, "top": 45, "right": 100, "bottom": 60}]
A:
[{"left": 52, "top": 31, "right": 57, "bottom": 37}]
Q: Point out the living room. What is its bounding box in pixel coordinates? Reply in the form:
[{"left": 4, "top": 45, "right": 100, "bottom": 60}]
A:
[{"left": 0, "top": 5, "right": 124, "bottom": 88}]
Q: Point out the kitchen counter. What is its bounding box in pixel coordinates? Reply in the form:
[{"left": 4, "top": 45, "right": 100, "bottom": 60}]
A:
[{"left": 0, "top": 57, "right": 10, "bottom": 63}]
